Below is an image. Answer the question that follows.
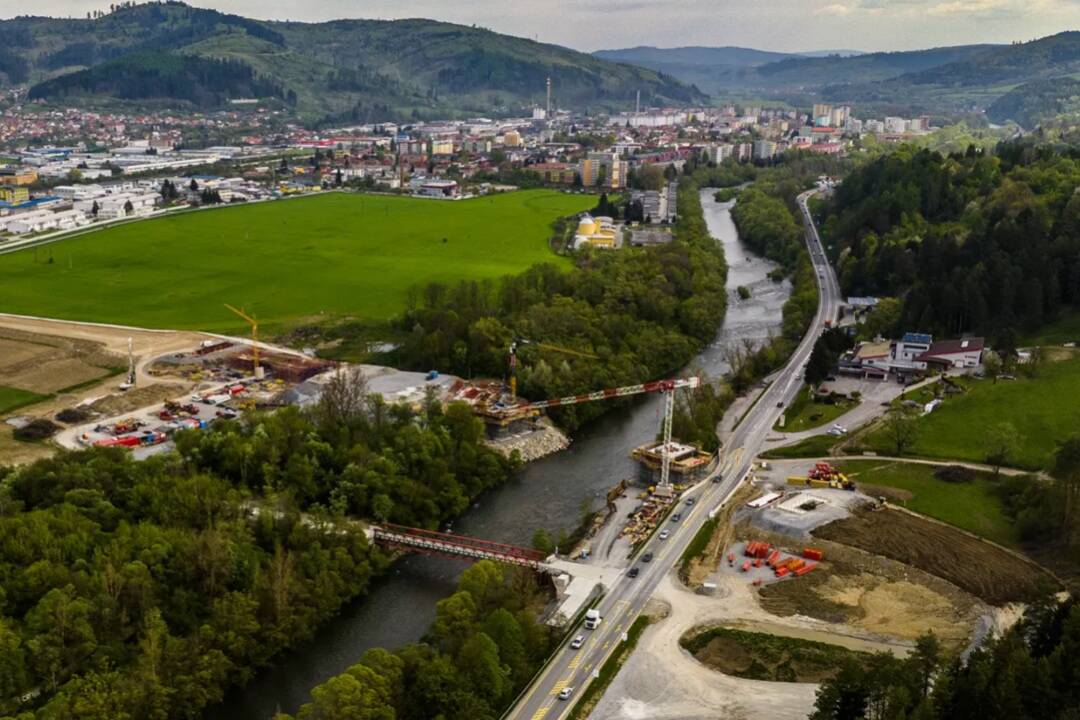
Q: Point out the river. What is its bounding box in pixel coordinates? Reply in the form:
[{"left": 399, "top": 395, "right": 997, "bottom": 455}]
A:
[{"left": 206, "top": 189, "right": 791, "bottom": 719}]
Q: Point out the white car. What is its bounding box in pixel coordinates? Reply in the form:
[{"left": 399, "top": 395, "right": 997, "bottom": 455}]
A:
[
  {"left": 558, "top": 687, "right": 575, "bottom": 701},
  {"left": 659, "top": 529, "right": 670, "bottom": 540},
  {"left": 831, "top": 424, "right": 848, "bottom": 434},
  {"left": 570, "top": 635, "right": 584, "bottom": 649}
]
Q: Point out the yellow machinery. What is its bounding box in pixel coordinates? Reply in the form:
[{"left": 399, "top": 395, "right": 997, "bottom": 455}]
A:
[{"left": 225, "top": 304, "right": 262, "bottom": 378}]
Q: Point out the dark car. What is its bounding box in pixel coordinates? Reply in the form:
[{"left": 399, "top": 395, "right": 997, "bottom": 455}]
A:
[
  {"left": 628, "top": 566, "right": 640, "bottom": 578},
  {"left": 776, "top": 401, "right": 784, "bottom": 408},
  {"left": 671, "top": 513, "right": 682, "bottom": 523},
  {"left": 642, "top": 552, "right": 653, "bottom": 563}
]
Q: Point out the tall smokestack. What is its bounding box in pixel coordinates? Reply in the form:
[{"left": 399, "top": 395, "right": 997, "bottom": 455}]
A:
[
  {"left": 546, "top": 77, "right": 552, "bottom": 119},
  {"left": 636, "top": 89, "right": 640, "bottom": 114}
]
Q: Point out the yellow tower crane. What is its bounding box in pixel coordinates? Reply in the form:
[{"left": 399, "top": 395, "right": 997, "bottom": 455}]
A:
[
  {"left": 508, "top": 338, "right": 599, "bottom": 399},
  {"left": 224, "top": 304, "right": 262, "bottom": 379}
]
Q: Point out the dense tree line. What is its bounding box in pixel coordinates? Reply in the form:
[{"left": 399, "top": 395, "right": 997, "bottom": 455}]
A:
[
  {"left": 812, "top": 596, "right": 1080, "bottom": 720},
  {"left": 0, "top": 448, "right": 380, "bottom": 719},
  {"left": 822, "top": 143, "right": 1080, "bottom": 339},
  {"left": 0, "top": 384, "right": 517, "bottom": 718},
  {"left": 277, "top": 559, "right": 554, "bottom": 720},
  {"left": 28, "top": 52, "right": 293, "bottom": 108},
  {"left": 391, "top": 178, "right": 728, "bottom": 433}
]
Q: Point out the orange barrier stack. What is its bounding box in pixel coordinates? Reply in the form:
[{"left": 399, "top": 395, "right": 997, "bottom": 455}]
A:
[
  {"left": 766, "top": 550, "right": 782, "bottom": 567},
  {"left": 803, "top": 548, "right": 824, "bottom": 561},
  {"left": 745, "top": 541, "right": 771, "bottom": 559},
  {"left": 775, "top": 566, "right": 790, "bottom": 577},
  {"left": 795, "top": 563, "right": 817, "bottom": 576}
]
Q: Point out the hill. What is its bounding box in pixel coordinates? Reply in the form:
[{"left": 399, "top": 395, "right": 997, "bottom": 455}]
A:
[
  {"left": 593, "top": 43, "right": 996, "bottom": 97},
  {"left": 987, "top": 76, "right": 1080, "bottom": 127},
  {"left": 1, "top": 2, "right": 703, "bottom": 122}
]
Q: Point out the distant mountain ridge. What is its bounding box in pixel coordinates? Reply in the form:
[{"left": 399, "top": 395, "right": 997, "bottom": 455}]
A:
[{"left": 0, "top": 1, "right": 704, "bottom": 122}]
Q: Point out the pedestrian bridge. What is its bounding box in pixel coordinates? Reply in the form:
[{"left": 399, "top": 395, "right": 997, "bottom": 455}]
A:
[{"left": 372, "top": 523, "right": 550, "bottom": 569}]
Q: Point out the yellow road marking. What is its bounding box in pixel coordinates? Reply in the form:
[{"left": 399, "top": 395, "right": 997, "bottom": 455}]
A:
[
  {"left": 568, "top": 651, "right": 583, "bottom": 669},
  {"left": 531, "top": 708, "right": 549, "bottom": 720},
  {"left": 550, "top": 679, "right": 568, "bottom": 696}
]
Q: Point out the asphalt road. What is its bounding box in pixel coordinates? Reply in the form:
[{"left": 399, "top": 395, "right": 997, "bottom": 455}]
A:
[{"left": 507, "top": 187, "right": 840, "bottom": 720}]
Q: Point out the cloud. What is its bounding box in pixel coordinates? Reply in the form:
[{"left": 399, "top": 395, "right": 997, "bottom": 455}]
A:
[
  {"left": 927, "top": 0, "right": 1006, "bottom": 15},
  {"left": 817, "top": 2, "right": 854, "bottom": 14}
]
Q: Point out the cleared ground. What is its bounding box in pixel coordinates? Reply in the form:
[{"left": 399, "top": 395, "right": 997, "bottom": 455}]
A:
[
  {"left": 813, "top": 507, "right": 1057, "bottom": 606},
  {"left": 0, "top": 327, "right": 123, "bottom": 398},
  {"left": 864, "top": 353, "right": 1080, "bottom": 470},
  {"left": 0, "top": 190, "right": 593, "bottom": 331},
  {"left": 835, "top": 459, "right": 1018, "bottom": 547}
]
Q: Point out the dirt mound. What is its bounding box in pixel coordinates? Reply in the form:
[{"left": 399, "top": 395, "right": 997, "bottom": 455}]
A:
[
  {"left": 682, "top": 626, "right": 873, "bottom": 683},
  {"left": 813, "top": 507, "right": 1058, "bottom": 605},
  {"left": 89, "top": 384, "right": 187, "bottom": 416}
]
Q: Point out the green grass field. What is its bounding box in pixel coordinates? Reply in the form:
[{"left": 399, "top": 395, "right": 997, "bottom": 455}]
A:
[
  {"left": 775, "top": 385, "right": 854, "bottom": 433},
  {"left": 835, "top": 459, "right": 1017, "bottom": 546},
  {"left": 0, "top": 386, "right": 49, "bottom": 416},
  {"left": 1022, "top": 309, "right": 1080, "bottom": 347},
  {"left": 760, "top": 433, "right": 839, "bottom": 460},
  {"left": 865, "top": 354, "right": 1080, "bottom": 470},
  {"left": 0, "top": 190, "right": 593, "bottom": 332}
]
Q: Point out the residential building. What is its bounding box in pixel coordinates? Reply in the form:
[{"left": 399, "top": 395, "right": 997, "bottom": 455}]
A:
[
  {"left": 884, "top": 116, "right": 908, "bottom": 134},
  {"left": 894, "top": 332, "right": 933, "bottom": 364},
  {"left": 752, "top": 139, "right": 777, "bottom": 161},
  {"left": 580, "top": 152, "right": 625, "bottom": 189},
  {"left": 917, "top": 337, "right": 984, "bottom": 369}
]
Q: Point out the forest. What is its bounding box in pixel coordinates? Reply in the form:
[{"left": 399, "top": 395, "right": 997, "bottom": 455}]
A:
[
  {"left": 276, "top": 560, "right": 555, "bottom": 720},
  {"left": 0, "top": 386, "right": 517, "bottom": 719},
  {"left": 821, "top": 143, "right": 1080, "bottom": 342},
  {"left": 28, "top": 52, "right": 294, "bottom": 108},
  {"left": 811, "top": 596, "right": 1080, "bottom": 720}
]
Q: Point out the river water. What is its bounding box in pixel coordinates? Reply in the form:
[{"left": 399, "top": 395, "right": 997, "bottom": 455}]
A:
[{"left": 207, "top": 190, "right": 791, "bottom": 719}]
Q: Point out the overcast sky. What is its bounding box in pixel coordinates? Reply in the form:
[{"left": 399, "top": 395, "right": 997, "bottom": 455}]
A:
[{"left": 8, "top": 0, "right": 1080, "bottom": 52}]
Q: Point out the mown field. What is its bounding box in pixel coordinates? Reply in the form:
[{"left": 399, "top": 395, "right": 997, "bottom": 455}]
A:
[
  {"left": 835, "top": 459, "right": 1017, "bottom": 547},
  {"left": 865, "top": 353, "right": 1080, "bottom": 470},
  {"left": 0, "top": 190, "right": 592, "bottom": 331},
  {"left": 0, "top": 386, "right": 48, "bottom": 415}
]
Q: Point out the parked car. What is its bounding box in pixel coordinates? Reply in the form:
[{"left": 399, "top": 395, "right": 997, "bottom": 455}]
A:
[{"left": 570, "top": 635, "right": 584, "bottom": 649}]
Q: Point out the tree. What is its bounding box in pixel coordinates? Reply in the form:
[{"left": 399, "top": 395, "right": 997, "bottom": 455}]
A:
[
  {"left": 123, "top": 199, "right": 134, "bottom": 215},
  {"left": 25, "top": 586, "right": 97, "bottom": 691},
  {"left": 189, "top": 178, "right": 199, "bottom": 192},
  {"left": 882, "top": 408, "right": 919, "bottom": 455},
  {"left": 983, "top": 349, "right": 1003, "bottom": 384},
  {"left": 984, "top": 422, "right": 1021, "bottom": 476},
  {"left": 91, "top": 200, "right": 99, "bottom": 218},
  {"left": 1053, "top": 435, "right": 1080, "bottom": 545}
]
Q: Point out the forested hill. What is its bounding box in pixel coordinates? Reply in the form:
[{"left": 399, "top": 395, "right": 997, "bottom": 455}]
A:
[
  {"left": 27, "top": 53, "right": 294, "bottom": 108},
  {"left": 1, "top": 1, "right": 704, "bottom": 122},
  {"left": 821, "top": 143, "right": 1080, "bottom": 345}
]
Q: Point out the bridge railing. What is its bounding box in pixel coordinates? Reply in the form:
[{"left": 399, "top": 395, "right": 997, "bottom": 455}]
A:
[{"left": 374, "top": 524, "right": 548, "bottom": 568}]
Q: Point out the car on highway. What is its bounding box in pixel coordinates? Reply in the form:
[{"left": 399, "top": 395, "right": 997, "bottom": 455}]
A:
[
  {"left": 659, "top": 529, "right": 670, "bottom": 540},
  {"left": 671, "top": 513, "right": 682, "bottom": 523},
  {"left": 642, "top": 552, "right": 653, "bottom": 562},
  {"left": 777, "top": 401, "right": 784, "bottom": 408},
  {"left": 685, "top": 497, "right": 695, "bottom": 506},
  {"left": 628, "top": 566, "right": 640, "bottom": 577},
  {"left": 558, "top": 687, "right": 574, "bottom": 701},
  {"left": 570, "top": 635, "right": 584, "bottom": 649}
]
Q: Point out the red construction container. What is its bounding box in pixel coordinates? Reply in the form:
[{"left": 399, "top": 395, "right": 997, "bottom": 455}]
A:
[
  {"left": 741, "top": 560, "right": 751, "bottom": 572},
  {"left": 803, "top": 548, "right": 824, "bottom": 561},
  {"left": 795, "top": 563, "right": 817, "bottom": 576},
  {"left": 727, "top": 552, "right": 735, "bottom": 565},
  {"left": 775, "top": 566, "right": 790, "bottom": 577},
  {"left": 767, "top": 550, "right": 781, "bottom": 566},
  {"left": 754, "top": 558, "right": 763, "bottom": 568}
]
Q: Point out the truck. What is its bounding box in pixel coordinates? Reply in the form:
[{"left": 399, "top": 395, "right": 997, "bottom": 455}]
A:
[{"left": 584, "top": 608, "right": 602, "bottom": 630}]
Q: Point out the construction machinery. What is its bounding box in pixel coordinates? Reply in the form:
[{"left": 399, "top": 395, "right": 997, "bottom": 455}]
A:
[
  {"left": 507, "top": 338, "right": 598, "bottom": 399},
  {"left": 787, "top": 461, "right": 855, "bottom": 490},
  {"left": 224, "top": 304, "right": 263, "bottom": 379},
  {"left": 515, "top": 377, "right": 701, "bottom": 494},
  {"left": 118, "top": 337, "right": 136, "bottom": 391}
]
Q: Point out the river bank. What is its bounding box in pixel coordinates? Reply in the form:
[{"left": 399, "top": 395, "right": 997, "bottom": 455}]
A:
[{"left": 205, "top": 189, "right": 791, "bottom": 719}]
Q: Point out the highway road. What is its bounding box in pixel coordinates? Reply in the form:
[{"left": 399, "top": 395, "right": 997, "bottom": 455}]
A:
[{"left": 507, "top": 186, "right": 840, "bottom": 720}]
